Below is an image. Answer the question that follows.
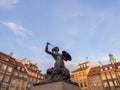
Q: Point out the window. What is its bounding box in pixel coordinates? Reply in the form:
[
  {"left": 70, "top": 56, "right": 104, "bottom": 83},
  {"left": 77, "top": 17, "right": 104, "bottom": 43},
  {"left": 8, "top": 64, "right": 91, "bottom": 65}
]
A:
[
  {"left": 11, "top": 78, "right": 16, "bottom": 84},
  {"left": 41, "top": 76, "right": 44, "bottom": 79},
  {"left": 4, "top": 57, "right": 9, "bottom": 61},
  {"left": 109, "top": 66, "right": 112, "bottom": 69},
  {"left": 1, "top": 64, "right": 7, "bottom": 72},
  {"left": 0, "top": 74, "right": 3, "bottom": 81},
  {"left": 80, "top": 83, "right": 83, "bottom": 87},
  {"left": 94, "top": 84, "right": 97, "bottom": 86},
  {"left": 101, "top": 68, "right": 103, "bottom": 71},
  {"left": 14, "top": 72, "right": 18, "bottom": 76},
  {"left": 84, "top": 82, "right": 87, "bottom": 87},
  {"left": 107, "top": 74, "right": 111, "bottom": 79},
  {"left": 102, "top": 75, "right": 106, "bottom": 80},
  {"left": 24, "top": 74, "right": 27, "bottom": 78},
  {"left": 19, "top": 73, "right": 23, "bottom": 77},
  {"left": 105, "top": 67, "right": 108, "bottom": 70},
  {"left": 9, "top": 86, "right": 14, "bottom": 90},
  {"left": 114, "top": 80, "right": 119, "bottom": 86},
  {"left": 21, "top": 68, "right": 24, "bottom": 71},
  {"left": 112, "top": 74, "right": 116, "bottom": 78},
  {"left": 27, "top": 83, "right": 32, "bottom": 88},
  {"left": 81, "top": 65, "right": 83, "bottom": 68},
  {"left": 104, "top": 82, "right": 108, "bottom": 87},
  {"left": 17, "top": 67, "right": 20, "bottom": 70},
  {"left": 6, "top": 66, "right": 13, "bottom": 75},
  {"left": 3, "top": 75, "right": 10, "bottom": 83},
  {"left": 88, "top": 77, "right": 92, "bottom": 81},
  {"left": 38, "top": 75, "right": 40, "bottom": 78},
  {"left": 37, "top": 80, "right": 40, "bottom": 83},
  {"left": 109, "top": 81, "right": 114, "bottom": 86}
]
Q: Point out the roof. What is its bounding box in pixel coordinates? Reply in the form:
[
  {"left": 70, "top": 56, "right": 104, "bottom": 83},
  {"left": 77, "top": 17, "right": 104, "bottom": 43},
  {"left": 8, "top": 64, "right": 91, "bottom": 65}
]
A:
[
  {"left": 25, "top": 64, "right": 39, "bottom": 72},
  {"left": 77, "top": 61, "right": 90, "bottom": 66},
  {"left": 16, "top": 61, "right": 24, "bottom": 68},
  {"left": 0, "top": 51, "right": 16, "bottom": 65},
  {"left": 88, "top": 66, "right": 100, "bottom": 76},
  {"left": 15, "top": 61, "right": 27, "bottom": 73},
  {"left": 101, "top": 62, "right": 120, "bottom": 68},
  {"left": 115, "top": 62, "right": 120, "bottom": 65},
  {"left": 72, "top": 67, "right": 88, "bottom": 73}
]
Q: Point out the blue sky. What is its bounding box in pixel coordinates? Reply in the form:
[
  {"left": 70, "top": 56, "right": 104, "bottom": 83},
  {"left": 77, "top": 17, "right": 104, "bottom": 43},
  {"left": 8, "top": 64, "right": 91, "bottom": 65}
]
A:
[{"left": 0, "top": 0, "right": 120, "bottom": 73}]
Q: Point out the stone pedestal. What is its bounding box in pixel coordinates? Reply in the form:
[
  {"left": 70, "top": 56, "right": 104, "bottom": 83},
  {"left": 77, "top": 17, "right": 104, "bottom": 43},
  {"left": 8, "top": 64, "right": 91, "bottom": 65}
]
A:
[{"left": 32, "top": 81, "right": 80, "bottom": 90}]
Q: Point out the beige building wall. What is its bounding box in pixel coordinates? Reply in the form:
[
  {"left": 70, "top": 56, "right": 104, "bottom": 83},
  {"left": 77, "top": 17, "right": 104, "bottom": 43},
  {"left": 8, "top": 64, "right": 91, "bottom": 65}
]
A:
[{"left": 71, "top": 61, "right": 92, "bottom": 90}]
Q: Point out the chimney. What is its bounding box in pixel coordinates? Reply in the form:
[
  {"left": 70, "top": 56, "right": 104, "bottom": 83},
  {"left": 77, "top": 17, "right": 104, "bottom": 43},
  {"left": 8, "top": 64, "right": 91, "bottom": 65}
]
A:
[
  {"left": 109, "top": 53, "right": 116, "bottom": 65},
  {"left": 98, "top": 62, "right": 103, "bottom": 67}
]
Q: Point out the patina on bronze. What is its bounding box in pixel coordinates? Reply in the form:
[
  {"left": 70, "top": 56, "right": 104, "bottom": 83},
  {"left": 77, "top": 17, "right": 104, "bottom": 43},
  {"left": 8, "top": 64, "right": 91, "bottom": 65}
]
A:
[{"left": 33, "top": 42, "right": 78, "bottom": 86}]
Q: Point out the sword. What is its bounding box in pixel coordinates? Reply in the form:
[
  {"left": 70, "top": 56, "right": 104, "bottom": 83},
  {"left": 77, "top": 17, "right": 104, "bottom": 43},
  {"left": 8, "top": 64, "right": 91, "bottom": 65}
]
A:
[{"left": 47, "top": 42, "right": 55, "bottom": 47}]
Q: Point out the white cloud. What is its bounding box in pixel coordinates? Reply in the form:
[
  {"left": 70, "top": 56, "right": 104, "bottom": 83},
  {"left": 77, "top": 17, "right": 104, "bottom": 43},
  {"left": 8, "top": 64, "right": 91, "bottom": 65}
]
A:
[
  {"left": 0, "top": 0, "right": 19, "bottom": 8},
  {"left": 2, "top": 21, "right": 32, "bottom": 36}
]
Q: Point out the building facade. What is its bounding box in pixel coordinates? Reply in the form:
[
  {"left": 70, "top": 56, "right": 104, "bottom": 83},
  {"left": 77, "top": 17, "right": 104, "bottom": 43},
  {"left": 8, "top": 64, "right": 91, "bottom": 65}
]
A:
[
  {"left": 9, "top": 61, "right": 28, "bottom": 90},
  {"left": 87, "top": 66, "right": 104, "bottom": 90},
  {"left": 99, "top": 54, "right": 120, "bottom": 90},
  {"left": 0, "top": 52, "right": 16, "bottom": 90},
  {"left": 20, "top": 59, "right": 46, "bottom": 90},
  {"left": 71, "top": 61, "right": 91, "bottom": 90},
  {"left": 0, "top": 51, "right": 46, "bottom": 90},
  {"left": 71, "top": 54, "right": 120, "bottom": 90}
]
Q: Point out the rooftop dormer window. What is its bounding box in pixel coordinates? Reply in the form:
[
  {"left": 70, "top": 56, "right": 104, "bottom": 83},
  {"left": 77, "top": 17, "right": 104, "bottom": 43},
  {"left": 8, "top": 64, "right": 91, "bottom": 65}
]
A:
[
  {"left": 100, "top": 68, "right": 103, "bottom": 71},
  {"left": 21, "top": 68, "right": 24, "bottom": 71},
  {"left": 105, "top": 67, "right": 108, "bottom": 70},
  {"left": 109, "top": 66, "right": 112, "bottom": 69},
  {"left": 17, "top": 66, "right": 20, "bottom": 70},
  {"left": 4, "top": 57, "right": 9, "bottom": 61}
]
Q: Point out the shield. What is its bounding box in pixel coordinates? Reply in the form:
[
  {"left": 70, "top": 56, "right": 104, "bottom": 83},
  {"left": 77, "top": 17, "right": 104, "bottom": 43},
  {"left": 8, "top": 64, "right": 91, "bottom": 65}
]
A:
[{"left": 62, "top": 51, "right": 72, "bottom": 61}]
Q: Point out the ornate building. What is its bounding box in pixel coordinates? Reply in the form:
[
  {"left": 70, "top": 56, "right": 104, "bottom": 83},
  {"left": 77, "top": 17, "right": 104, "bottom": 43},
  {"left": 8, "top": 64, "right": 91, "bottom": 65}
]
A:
[
  {"left": 9, "top": 61, "right": 28, "bottom": 90},
  {"left": 0, "top": 52, "right": 16, "bottom": 90},
  {"left": 71, "top": 61, "right": 91, "bottom": 90},
  {"left": 99, "top": 54, "right": 120, "bottom": 90},
  {"left": 20, "top": 59, "right": 46, "bottom": 90},
  {"left": 0, "top": 51, "right": 46, "bottom": 90},
  {"left": 71, "top": 54, "right": 120, "bottom": 90},
  {"left": 87, "top": 66, "right": 103, "bottom": 90}
]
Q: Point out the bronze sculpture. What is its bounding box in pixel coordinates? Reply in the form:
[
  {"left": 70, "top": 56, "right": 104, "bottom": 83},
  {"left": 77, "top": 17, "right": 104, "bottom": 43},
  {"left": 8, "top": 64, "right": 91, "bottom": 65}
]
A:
[
  {"left": 45, "top": 42, "right": 71, "bottom": 81},
  {"left": 33, "top": 42, "right": 78, "bottom": 86}
]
